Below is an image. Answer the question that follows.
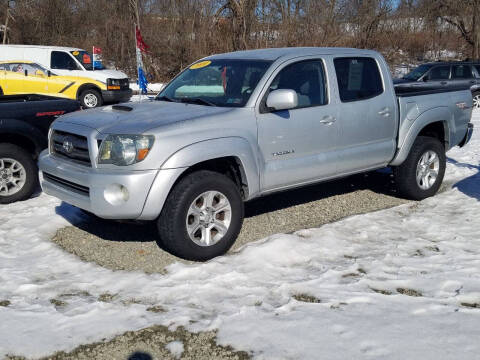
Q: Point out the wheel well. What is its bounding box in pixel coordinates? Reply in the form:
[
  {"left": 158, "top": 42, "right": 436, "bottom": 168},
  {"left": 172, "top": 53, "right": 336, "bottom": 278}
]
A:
[
  {"left": 176, "top": 157, "right": 249, "bottom": 199},
  {"left": 0, "top": 134, "right": 37, "bottom": 158},
  {"left": 76, "top": 84, "right": 102, "bottom": 100},
  {"left": 0, "top": 86, "right": 3, "bottom": 96},
  {"left": 418, "top": 121, "right": 447, "bottom": 148}
]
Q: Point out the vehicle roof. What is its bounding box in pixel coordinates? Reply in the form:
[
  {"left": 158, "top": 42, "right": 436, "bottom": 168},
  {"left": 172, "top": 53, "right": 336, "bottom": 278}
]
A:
[
  {"left": 205, "top": 47, "right": 379, "bottom": 61},
  {"left": 0, "top": 44, "right": 82, "bottom": 52},
  {"left": 0, "top": 60, "right": 34, "bottom": 64},
  {"left": 421, "top": 61, "right": 480, "bottom": 66}
]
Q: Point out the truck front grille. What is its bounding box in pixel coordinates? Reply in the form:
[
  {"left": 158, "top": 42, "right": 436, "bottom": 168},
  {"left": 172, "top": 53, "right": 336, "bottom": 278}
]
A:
[
  {"left": 51, "top": 130, "right": 91, "bottom": 166},
  {"left": 43, "top": 172, "right": 90, "bottom": 196}
]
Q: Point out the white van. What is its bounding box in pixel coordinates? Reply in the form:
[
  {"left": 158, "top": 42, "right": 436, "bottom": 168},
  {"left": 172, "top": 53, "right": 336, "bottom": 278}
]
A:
[{"left": 0, "top": 45, "right": 132, "bottom": 107}]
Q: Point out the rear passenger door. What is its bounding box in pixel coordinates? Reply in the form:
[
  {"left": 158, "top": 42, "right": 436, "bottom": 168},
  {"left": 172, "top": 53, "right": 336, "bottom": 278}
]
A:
[
  {"left": 257, "top": 59, "right": 339, "bottom": 191},
  {"left": 333, "top": 57, "right": 397, "bottom": 174}
]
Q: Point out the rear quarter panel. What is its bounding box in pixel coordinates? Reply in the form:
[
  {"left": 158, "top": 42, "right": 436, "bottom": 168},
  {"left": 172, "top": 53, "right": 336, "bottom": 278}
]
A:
[{"left": 391, "top": 90, "right": 472, "bottom": 165}]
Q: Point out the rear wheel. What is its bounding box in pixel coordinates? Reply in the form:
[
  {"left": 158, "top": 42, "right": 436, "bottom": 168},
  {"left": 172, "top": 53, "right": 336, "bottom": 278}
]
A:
[
  {"left": 79, "top": 89, "right": 103, "bottom": 108},
  {"left": 473, "top": 91, "right": 480, "bottom": 109},
  {"left": 393, "top": 136, "right": 446, "bottom": 200},
  {"left": 0, "top": 144, "right": 38, "bottom": 204},
  {"left": 157, "top": 170, "right": 244, "bottom": 261}
]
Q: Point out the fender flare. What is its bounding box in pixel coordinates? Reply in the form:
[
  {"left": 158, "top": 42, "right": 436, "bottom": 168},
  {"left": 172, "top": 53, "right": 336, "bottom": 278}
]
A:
[
  {"left": 0, "top": 118, "right": 46, "bottom": 155},
  {"left": 161, "top": 136, "right": 260, "bottom": 198},
  {"left": 76, "top": 83, "right": 103, "bottom": 100},
  {"left": 390, "top": 107, "right": 450, "bottom": 166}
]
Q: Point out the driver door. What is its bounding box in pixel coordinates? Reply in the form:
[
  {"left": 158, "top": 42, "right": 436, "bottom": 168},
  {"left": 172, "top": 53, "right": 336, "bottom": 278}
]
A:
[{"left": 256, "top": 59, "right": 338, "bottom": 192}]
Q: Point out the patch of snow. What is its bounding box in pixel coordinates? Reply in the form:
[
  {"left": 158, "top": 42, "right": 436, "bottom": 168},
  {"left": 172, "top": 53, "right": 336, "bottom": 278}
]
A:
[
  {"left": 0, "top": 110, "right": 479, "bottom": 359},
  {"left": 165, "top": 341, "right": 184, "bottom": 359},
  {"left": 129, "top": 82, "right": 164, "bottom": 93}
]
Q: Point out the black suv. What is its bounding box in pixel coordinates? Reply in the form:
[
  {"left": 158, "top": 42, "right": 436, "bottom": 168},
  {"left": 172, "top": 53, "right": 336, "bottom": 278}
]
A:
[{"left": 394, "top": 62, "right": 480, "bottom": 109}]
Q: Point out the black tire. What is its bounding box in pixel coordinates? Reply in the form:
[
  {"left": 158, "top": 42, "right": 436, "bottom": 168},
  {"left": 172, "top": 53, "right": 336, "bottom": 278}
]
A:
[
  {"left": 393, "top": 136, "right": 446, "bottom": 200},
  {"left": 79, "top": 88, "right": 103, "bottom": 108},
  {"left": 157, "top": 170, "right": 244, "bottom": 261},
  {"left": 0, "top": 143, "right": 38, "bottom": 204},
  {"left": 0, "top": 87, "right": 4, "bottom": 96}
]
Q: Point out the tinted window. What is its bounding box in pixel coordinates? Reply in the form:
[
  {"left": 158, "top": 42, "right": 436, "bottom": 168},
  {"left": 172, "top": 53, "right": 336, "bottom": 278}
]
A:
[
  {"left": 474, "top": 65, "right": 480, "bottom": 76},
  {"left": 334, "top": 57, "right": 383, "bottom": 102},
  {"left": 452, "top": 65, "right": 473, "bottom": 79},
  {"left": 267, "top": 60, "right": 327, "bottom": 109},
  {"left": 428, "top": 66, "right": 450, "bottom": 80},
  {"left": 51, "top": 51, "right": 79, "bottom": 70}
]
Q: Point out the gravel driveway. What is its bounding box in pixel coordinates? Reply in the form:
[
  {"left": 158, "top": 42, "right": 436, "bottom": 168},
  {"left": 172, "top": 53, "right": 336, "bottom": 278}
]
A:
[
  {"left": 42, "top": 170, "right": 412, "bottom": 360},
  {"left": 52, "top": 170, "right": 406, "bottom": 273}
]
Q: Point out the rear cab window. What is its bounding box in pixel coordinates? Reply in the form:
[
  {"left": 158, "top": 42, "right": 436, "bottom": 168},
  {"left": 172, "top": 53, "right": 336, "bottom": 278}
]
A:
[
  {"left": 333, "top": 57, "right": 383, "bottom": 102},
  {"left": 51, "top": 51, "right": 81, "bottom": 71}
]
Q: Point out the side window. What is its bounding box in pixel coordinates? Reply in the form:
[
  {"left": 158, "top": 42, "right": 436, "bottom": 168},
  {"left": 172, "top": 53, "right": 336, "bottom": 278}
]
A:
[
  {"left": 452, "top": 65, "right": 473, "bottom": 79},
  {"left": 474, "top": 65, "right": 480, "bottom": 77},
  {"left": 267, "top": 60, "right": 327, "bottom": 109},
  {"left": 51, "top": 51, "right": 79, "bottom": 70},
  {"left": 7, "top": 63, "right": 25, "bottom": 73},
  {"left": 334, "top": 57, "right": 383, "bottom": 102},
  {"left": 428, "top": 66, "right": 450, "bottom": 80}
]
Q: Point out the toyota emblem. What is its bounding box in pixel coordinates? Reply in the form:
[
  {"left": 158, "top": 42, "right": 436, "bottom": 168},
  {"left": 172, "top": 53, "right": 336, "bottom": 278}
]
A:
[{"left": 62, "top": 138, "right": 74, "bottom": 153}]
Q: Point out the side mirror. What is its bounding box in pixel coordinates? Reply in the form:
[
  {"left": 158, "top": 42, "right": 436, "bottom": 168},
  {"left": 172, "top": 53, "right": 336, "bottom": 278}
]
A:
[
  {"left": 422, "top": 76, "right": 429, "bottom": 82},
  {"left": 266, "top": 89, "right": 298, "bottom": 111},
  {"left": 47, "top": 70, "right": 51, "bottom": 77}
]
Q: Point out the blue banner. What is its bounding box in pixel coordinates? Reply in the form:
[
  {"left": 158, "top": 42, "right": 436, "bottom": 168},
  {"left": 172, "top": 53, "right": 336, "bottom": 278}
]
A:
[{"left": 137, "top": 66, "right": 148, "bottom": 95}]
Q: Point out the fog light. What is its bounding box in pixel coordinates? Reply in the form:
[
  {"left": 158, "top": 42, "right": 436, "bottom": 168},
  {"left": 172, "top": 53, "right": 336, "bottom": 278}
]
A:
[{"left": 104, "top": 184, "right": 129, "bottom": 206}]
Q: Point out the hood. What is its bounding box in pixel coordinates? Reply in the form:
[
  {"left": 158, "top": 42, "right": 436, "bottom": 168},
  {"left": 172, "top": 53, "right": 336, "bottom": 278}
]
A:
[{"left": 55, "top": 100, "right": 235, "bottom": 135}]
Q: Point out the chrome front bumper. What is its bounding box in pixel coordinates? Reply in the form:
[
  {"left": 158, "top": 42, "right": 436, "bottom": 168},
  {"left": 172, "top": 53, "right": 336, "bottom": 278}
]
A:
[{"left": 39, "top": 150, "right": 185, "bottom": 220}]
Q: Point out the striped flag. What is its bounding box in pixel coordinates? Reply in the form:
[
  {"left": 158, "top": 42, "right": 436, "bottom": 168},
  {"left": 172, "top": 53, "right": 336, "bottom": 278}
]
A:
[
  {"left": 135, "top": 26, "right": 149, "bottom": 94},
  {"left": 92, "top": 46, "right": 102, "bottom": 70}
]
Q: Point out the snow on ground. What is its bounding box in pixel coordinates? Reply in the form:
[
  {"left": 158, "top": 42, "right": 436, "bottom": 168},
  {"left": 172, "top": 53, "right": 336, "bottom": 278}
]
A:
[
  {"left": 1, "top": 111, "right": 480, "bottom": 359},
  {"left": 129, "top": 82, "right": 164, "bottom": 93}
]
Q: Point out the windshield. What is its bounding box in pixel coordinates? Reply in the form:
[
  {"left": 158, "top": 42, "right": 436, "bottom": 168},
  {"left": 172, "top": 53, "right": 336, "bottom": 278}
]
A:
[
  {"left": 403, "top": 64, "right": 432, "bottom": 81},
  {"left": 157, "top": 59, "right": 272, "bottom": 107},
  {"left": 70, "top": 50, "right": 103, "bottom": 70}
]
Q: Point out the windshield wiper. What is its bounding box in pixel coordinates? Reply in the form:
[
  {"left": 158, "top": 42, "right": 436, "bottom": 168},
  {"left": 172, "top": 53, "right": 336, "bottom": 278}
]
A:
[
  {"left": 156, "top": 95, "right": 177, "bottom": 102},
  {"left": 178, "top": 98, "right": 216, "bottom": 106}
]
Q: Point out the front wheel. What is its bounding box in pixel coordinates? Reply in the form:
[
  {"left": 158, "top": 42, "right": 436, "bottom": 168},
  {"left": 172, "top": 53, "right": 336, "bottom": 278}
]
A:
[
  {"left": 0, "top": 144, "right": 38, "bottom": 204},
  {"left": 473, "top": 91, "right": 480, "bottom": 109},
  {"left": 79, "top": 89, "right": 103, "bottom": 108},
  {"left": 157, "top": 170, "right": 244, "bottom": 261},
  {"left": 393, "top": 136, "right": 446, "bottom": 200}
]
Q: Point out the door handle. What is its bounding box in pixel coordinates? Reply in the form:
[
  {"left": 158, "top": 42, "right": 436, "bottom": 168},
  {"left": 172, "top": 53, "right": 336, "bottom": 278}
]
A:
[
  {"left": 440, "top": 81, "right": 447, "bottom": 85},
  {"left": 378, "top": 108, "right": 390, "bottom": 117},
  {"left": 319, "top": 115, "right": 336, "bottom": 125}
]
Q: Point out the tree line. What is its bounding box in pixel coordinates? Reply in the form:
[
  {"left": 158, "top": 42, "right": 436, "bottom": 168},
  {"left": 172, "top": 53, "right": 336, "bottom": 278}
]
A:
[{"left": 1, "top": 0, "right": 479, "bottom": 81}]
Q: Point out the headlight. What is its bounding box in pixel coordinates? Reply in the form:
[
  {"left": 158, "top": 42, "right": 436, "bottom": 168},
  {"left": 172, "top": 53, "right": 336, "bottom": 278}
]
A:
[
  {"left": 107, "top": 78, "right": 121, "bottom": 90},
  {"left": 98, "top": 135, "right": 154, "bottom": 166}
]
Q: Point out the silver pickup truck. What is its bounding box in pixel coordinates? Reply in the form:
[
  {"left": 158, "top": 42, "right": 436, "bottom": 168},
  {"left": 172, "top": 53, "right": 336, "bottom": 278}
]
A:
[{"left": 39, "top": 47, "right": 474, "bottom": 261}]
